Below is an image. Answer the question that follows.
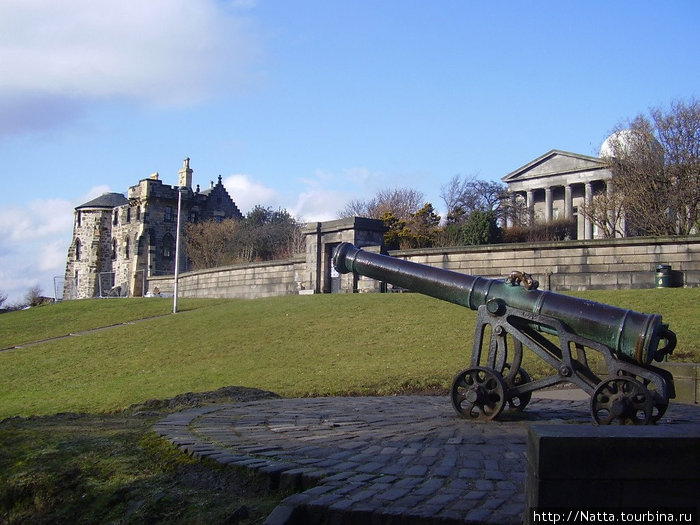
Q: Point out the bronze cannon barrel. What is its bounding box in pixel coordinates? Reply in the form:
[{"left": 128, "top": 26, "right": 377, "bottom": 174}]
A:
[{"left": 333, "top": 243, "right": 676, "bottom": 365}]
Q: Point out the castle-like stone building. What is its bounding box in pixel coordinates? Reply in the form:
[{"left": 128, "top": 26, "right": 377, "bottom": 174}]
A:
[{"left": 63, "top": 159, "right": 243, "bottom": 299}]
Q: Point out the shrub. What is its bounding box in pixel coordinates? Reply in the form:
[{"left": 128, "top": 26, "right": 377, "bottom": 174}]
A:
[{"left": 502, "top": 218, "right": 576, "bottom": 243}]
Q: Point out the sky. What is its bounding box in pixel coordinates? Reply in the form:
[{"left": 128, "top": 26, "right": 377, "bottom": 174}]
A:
[{"left": 0, "top": 0, "right": 698, "bottom": 305}]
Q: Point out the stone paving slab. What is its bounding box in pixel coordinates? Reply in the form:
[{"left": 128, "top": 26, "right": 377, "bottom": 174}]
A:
[{"left": 154, "top": 396, "right": 700, "bottom": 525}]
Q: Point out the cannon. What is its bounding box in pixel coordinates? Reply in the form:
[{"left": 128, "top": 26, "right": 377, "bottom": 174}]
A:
[{"left": 333, "top": 242, "right": 677, "bottom": 425}]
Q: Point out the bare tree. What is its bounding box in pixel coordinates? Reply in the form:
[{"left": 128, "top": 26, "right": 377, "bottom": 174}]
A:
[
  {"left": 185, "top": 218, "right": 241, "bottom": 270},
  {"left": 238, "top": 206, "right": 303, "bottom": 261},
  {"left": 185, "top": 207, "right": 303, "bottom": 269},
  {"left": 338, "top": 187, "right": 424, "bottom": 221},
  {"left": 581, "top": 187, "right": 626, "bottom": 238},
  {"left": 440, "top": 174, "right": 507, "bottom": 224},
  {"left": 652, "top": 99, "right": 700, "bottom": 235},
  {"left": 597, "top": 99, "right": 700, "bottom": 236},
  {"left": 0, "top": 290, "right": 7, "bottom": 309},
  {"left": 25, "top": 285, "right": 43, "bottom": 307}
]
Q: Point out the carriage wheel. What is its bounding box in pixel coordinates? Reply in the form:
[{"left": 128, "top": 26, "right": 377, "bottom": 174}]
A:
[
  {"left": 451, "top": 367, "right": 507, "bottom": 421},
  {"left": 590, "top": 377, "right": 654, "bottom": 425},
  {"left": 503, "top": 364, "right": 532, "bottom": 411}
]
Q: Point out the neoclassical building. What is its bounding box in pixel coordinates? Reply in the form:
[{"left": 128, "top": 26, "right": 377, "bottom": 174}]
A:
[
  {"left": 63, "top": 159, "right": 243, "bottom": 299},
  {"left": 502, "top": 148, "right": 613, "bottom": 240}
]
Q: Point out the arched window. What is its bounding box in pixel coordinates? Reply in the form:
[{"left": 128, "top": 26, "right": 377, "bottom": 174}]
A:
[
  {"left": 162, "top": 233, "right": 174, "bottom": 259},
  {"left": 75, "top": 239, "right": 81, "bottom": 261}
]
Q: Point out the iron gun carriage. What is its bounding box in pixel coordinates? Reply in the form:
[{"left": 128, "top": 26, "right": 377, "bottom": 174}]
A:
[{"left": 333, "top": 242, "right": 677, "bottom": 425}]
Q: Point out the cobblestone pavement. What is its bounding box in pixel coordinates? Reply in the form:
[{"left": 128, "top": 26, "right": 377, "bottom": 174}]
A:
[{"left": 155, "top": 396, "right": 700, "bottom": 525}]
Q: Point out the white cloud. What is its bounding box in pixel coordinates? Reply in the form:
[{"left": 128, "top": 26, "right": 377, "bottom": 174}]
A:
[
  {"left": 81, "top": 185, "right": 113, "bottom": 202},
  {"left": 38, "top": 239, "right": 70, "bottom": 273},
  {"left": 0, "top": 186, "right": 112, "bottom": 305},
  {"left": 289, "top": 168, "right": 378, "bottom": 222},
  {"left": 289, "top": 189, "right": 350, "bottom": 222},
  {"left": 223, "top": 174, "right": 280, "bottom": 214},
  {"left": 0, "top": 0, "right": 263, "bottom": 136},
  {"left": 289, "top": 167, "right": 384, "bottom": 221},
  {"left": 0, "top": 199, "right": 73, "bottom": 243}
]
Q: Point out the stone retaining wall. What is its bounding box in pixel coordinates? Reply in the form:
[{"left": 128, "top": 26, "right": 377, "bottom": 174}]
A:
[
  {"left": 148, "top": 255, "right": 307, "bottom": 299},
  {"left": 390, "top": 236, "right": 700, "bottom": 291},
  {"left": 147, "top": 235, "right": 700, "bottom": 299}
]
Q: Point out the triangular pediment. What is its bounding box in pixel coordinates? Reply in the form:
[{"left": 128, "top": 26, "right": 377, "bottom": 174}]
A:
[{"left": 502, "top": 150, "right": 606, "bottom": 183}]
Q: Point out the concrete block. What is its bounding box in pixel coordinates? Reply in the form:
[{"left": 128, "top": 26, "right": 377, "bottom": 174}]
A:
[{"left": 526, "top": 424, "right": 700, "bottom": 515}]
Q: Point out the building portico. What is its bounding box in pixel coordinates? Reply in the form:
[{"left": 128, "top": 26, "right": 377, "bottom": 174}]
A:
[{"left": 502, "top": 150, "right": 612, "bottom": 240}]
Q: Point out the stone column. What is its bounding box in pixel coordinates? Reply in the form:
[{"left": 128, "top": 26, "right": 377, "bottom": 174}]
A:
[
  {"left": 564, "top": 185, "right": 573, "bottom": 220},
  {"left": 507, "top": 193, "right": 517, "bottom": 227},
  {"left": 526, "top": 190, "right": 535, "bottom": 225},
  {"left": 545, "top": 187, "right": 553, "bottom": 222},
  {"left": 584, "top": 182, "right": 593, "bottom": 239}
]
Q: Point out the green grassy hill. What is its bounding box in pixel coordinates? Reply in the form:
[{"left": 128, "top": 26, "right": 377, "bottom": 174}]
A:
[
  {"left": 1, "top": 289, "right": 698, "bottom": 523},
  {"left": 1, "top": 289, "right": 698, "bottom": 419}
]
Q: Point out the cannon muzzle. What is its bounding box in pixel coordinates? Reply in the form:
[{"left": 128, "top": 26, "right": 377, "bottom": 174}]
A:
[{"left": 333, "top": 242, "right": 675, "bottom": 365}]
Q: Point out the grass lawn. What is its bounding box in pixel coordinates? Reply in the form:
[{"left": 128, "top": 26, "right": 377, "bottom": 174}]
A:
[
  {"left": 1, "top": 288, "right": 698, "bottom": 419},
  {"left": 0, "top": 289, "right": 697, "bottom": 523},
  {"left": 0, "top": 297, "right": 231, "bottom": 349},
  {"left": 0, "top": 391, "right": 287, "bottom": 524}
]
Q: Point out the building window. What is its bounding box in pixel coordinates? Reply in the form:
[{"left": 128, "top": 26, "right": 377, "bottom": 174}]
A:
[
  {"left": 112, "top": 238, "right": 118, "bottom": 260},
  {"left": 77, "top": 210, "right": 82, "bottom": 227},
  {"left": 136, "top": 206, "right": 141, "bottom": 221},
  {"left": 165, "top": 207, "right": 172, "bottom": 222},
  {"left": 125, "top": 237, "right": 130, "bottom": 259},
  {"left": 75, "top": 239, "right": 81, "bottom": 261},
  {"left": 162, "top": 233, "right": 174, "bottom": 259},
  {"left": 126, "top": 207, "right": 131, "bottom": 223},
  {"left": 113, "top": 210, "right": 118, "bottom": 225}
]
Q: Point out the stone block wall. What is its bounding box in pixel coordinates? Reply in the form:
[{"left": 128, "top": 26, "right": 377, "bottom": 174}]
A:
[
  {"left": 146, "top": 234, "right": 700, "bottom": 301},
  {"left": 390, "top": 236, "right": 700, "bottom": 291},
  {"left": 149, "top": 255, "right": 306, "bottom": 299}
]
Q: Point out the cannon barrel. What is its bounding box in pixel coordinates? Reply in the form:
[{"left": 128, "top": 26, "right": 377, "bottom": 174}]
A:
[{"left": 333, "top": 243, "right": 676, "bottom": 365}]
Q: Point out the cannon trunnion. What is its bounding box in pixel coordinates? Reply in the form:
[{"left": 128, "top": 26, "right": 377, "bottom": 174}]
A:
[{"left": 333, "top": 243, "right": 677, "bottom": 425}]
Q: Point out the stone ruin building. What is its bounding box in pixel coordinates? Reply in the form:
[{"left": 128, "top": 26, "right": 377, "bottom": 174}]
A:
[{"left": 63, "top": 158, "right": 243, "bottom": 299}]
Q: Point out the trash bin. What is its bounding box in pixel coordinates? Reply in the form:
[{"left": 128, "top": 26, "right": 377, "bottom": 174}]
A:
[{"left": 655, "top": 264, "right": 673, "bottom": 288}]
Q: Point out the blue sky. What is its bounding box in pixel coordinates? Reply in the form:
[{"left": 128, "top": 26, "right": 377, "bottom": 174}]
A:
[{"left": 0, "top": 0, "right": 698, "bottom": 304}]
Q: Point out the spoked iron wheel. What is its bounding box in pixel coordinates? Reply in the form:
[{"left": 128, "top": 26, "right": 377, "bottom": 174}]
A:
[
  {"left": 502, "top": 364, "right": 532, "bottom": 411},
  {"left": 590, "top": 377, "right": 654, "bottom": 425},
  {"left": 617, "top": 370, "right": 668, "bottom": 423},
  {"left": 451, "top": 367, "right": 506, "bottom": 421}
]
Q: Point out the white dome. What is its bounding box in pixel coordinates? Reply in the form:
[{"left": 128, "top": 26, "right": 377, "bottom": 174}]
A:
[{"left": 599, "top": 129, "right": 663, "bottom": 160}]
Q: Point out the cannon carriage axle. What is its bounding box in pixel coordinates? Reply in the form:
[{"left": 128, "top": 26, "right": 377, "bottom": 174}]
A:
[{"left": 333, "top": 243, "right": 676, "bottom": 425}]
